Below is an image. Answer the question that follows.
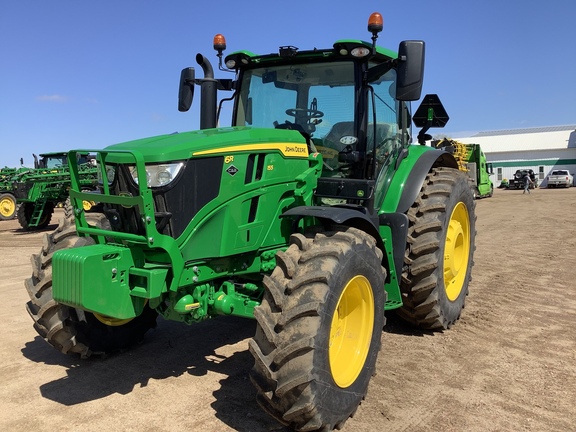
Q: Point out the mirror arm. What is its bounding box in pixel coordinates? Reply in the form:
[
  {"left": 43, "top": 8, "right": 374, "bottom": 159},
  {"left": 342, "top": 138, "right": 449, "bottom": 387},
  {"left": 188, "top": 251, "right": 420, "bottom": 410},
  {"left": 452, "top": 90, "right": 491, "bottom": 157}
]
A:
[
  {"left": 417, "top": 123, "right": 432, "bottom": 145},
  {"left": 365, "top": 60, "right": 394, "bottom": 83}
]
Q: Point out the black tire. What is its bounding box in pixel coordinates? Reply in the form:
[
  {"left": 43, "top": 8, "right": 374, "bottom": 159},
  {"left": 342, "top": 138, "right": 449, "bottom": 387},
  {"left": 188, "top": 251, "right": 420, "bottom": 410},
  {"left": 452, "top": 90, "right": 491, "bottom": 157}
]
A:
[
  {"left": 249, "top": 227, "right": 386, "bottom": 431},
  {"left": 0, "top": 193, "right": 17, "bottom": 220},
  {"left": 17, "top": 202, "right": 54, "bottom": 230},
  {"left": 25, "top": 214, "right": 158, "bottom": 358},
  {"left": 63, "top": 196, "right": 74, "bottom": 220},
  {"left": 397, "top": 167, "right": 476, "bottom": 330}
]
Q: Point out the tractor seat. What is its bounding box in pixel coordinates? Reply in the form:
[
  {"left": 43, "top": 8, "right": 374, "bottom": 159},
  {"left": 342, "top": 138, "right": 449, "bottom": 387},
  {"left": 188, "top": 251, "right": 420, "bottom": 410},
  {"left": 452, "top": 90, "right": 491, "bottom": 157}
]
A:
[{"left": 321, "top": 121, "right": 394, "bottom": 152}]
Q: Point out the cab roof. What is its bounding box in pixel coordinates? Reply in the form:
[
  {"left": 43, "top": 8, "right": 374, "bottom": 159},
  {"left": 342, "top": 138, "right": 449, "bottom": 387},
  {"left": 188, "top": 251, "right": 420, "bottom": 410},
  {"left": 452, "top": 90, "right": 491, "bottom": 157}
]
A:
[{"left": 225, "top": 39, "right": 397, "bottom": 69}]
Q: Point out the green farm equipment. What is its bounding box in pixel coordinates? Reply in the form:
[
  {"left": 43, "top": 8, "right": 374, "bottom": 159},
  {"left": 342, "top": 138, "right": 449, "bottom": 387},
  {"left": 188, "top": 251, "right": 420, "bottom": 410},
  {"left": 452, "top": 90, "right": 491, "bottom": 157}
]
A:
[
  {"left": 434, "top": 138, "right": 493, "bottom": 198},
  {"left": 26, "top": 13, "right": 476, "bottom": 431},
  {"left": 0, "top": 166, "right": 25, "bottom": 220},
  {"left": 13, "top": 152, "right": 98, "bottom": 230}
]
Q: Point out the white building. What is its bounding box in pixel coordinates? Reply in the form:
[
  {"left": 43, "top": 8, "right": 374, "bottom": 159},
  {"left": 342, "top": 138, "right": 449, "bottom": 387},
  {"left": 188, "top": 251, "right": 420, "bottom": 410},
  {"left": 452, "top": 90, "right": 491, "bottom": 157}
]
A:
[{"left": 454, "top": 125, "right": 576, "bottom": 187}]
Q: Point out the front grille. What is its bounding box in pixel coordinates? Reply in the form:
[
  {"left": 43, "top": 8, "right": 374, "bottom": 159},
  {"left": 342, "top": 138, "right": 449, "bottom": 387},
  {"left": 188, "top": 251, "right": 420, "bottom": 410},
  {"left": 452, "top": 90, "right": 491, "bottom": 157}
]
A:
[{"left": 104, "top": 157, "right": 223, "bottom": 239}]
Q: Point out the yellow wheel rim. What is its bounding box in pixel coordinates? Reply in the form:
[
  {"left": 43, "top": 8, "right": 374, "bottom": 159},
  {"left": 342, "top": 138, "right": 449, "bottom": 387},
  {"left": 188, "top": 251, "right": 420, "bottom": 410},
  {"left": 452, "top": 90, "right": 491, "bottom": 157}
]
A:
[
  {"left": 329, "top": 275, "right": 374, "bottom": 388},
  {"left": 444, "top": 202, "right": 471, "bottom": 301},
  {"left": 93, "top": 313, "right": 133, "bottom": 327},
  {"left": 82, "top": 200, "right": 95, "bottom": 211},
  {"left": 0, "top": 196, "right": 15, "bottom": 218}
]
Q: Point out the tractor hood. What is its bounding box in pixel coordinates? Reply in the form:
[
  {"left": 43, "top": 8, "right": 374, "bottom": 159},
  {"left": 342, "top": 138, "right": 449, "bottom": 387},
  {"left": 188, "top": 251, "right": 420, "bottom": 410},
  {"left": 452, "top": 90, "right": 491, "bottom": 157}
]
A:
[{"left": 103, "top": 127, "right": 308, "bottom": 164}]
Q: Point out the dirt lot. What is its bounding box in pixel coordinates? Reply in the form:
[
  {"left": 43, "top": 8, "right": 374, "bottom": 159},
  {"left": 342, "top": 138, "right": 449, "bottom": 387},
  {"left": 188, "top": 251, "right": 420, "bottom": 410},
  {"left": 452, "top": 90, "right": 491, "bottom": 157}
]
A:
[{"left": 1, "top": 187, "right": 575, "bottom": 432}]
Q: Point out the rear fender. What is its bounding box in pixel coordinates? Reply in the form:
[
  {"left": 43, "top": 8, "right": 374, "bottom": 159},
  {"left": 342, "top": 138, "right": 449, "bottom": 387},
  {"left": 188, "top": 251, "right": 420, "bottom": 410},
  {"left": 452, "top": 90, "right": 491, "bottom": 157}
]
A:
[
  {"left": 380, "top": 146, "right": 458, "bottom": 214},
  {"left": 281, "top": 205, "right": 405, "bottom": 310}
]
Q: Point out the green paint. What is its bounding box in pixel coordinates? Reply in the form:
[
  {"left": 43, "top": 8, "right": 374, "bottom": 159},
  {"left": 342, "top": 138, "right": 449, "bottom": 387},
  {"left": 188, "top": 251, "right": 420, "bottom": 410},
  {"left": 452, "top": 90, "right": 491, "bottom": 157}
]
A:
[
  {"left": 52, "top": 37, "right": 454, "bottom": 322},
  {"left": 53, "top": 244, "right": 158, "bottom": 319},
  {"left": 11, "top": 152, "right": 97, "bottom": 228}
]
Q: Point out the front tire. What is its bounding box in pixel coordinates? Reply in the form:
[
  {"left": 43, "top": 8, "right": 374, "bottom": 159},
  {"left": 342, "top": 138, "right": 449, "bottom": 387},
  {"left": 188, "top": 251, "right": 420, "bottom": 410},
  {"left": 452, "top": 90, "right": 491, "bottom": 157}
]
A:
[
  {"left": 249, "top": 227, "right": 386, "bottom": 431},
  {"left": 397, "top": 167, "right": 476, "bottom": 330},
  {"left": 25, "top": 215, "right": 158, "bottom": 358}
]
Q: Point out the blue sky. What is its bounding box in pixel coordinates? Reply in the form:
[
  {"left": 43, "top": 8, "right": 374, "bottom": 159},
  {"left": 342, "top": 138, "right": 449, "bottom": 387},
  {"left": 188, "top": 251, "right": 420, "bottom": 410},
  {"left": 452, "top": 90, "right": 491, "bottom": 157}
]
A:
[{"left": 1, "top": 0, "right": 575, "bottom": 167}]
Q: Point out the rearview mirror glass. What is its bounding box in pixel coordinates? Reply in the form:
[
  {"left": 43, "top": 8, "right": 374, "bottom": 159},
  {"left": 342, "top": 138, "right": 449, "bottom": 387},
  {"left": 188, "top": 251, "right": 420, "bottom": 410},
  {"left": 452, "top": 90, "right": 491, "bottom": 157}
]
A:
[
  {"left": 178, "top": 67, "right": 195, "bottom": 112},
  {"left": 396, "top": 40, "right": 425, "bottom": 101}
]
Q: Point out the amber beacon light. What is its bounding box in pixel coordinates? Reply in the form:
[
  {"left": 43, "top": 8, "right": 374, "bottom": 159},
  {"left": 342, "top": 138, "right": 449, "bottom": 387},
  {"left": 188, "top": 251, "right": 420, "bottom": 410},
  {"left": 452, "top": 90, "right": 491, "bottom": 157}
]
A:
[
  {"left": 213, "top": 34, "right": 227, "bottom": 53},
  {"left": 368, "top": 12, "right": 383, "bottom": 35}
]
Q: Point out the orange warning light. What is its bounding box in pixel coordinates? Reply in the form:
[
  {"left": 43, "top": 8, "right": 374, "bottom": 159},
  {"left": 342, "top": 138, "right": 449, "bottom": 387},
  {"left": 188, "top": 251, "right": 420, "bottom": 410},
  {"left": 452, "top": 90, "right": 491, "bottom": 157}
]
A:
[{"left": 368, "top": 12, "right": 383, "bottom": 35}]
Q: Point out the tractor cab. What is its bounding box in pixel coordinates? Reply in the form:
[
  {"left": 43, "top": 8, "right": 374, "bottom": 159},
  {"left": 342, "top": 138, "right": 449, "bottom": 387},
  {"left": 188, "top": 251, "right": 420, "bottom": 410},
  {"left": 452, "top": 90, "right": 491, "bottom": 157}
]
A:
[
  {"left": 231, "top": 54, "right": 400, "bottom": 181},
  {"left": 34, "top": 152, "right": 68, "bottom": 169},
  {"left": 33, "top": 152, "right": 94, "bottom": 170},
  {"left": 179, "top": 13, "right": 426, "bottom": 207}
]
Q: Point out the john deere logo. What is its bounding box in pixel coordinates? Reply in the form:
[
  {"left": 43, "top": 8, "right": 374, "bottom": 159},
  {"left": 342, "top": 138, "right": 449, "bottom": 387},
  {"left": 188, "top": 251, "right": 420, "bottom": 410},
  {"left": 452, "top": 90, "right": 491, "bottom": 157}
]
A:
[
  {"left": 357, "top": 190, "right": 365, "bottom": 197},
  {"left": 226, "top": 165, "right": 239, "bottom": 176},
  {"left": 285, "top": 145, "right": 307, "bottom": 154}
]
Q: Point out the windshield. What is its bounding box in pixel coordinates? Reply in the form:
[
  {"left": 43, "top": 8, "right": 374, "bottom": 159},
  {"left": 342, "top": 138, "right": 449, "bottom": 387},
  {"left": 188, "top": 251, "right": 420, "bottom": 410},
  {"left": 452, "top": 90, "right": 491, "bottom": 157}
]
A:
[
  {"left": 235, "top": 61, "right": 356, "bottom": 141},
  {"left": 42, "top": 155, "right": 67, "bottom": 169}
]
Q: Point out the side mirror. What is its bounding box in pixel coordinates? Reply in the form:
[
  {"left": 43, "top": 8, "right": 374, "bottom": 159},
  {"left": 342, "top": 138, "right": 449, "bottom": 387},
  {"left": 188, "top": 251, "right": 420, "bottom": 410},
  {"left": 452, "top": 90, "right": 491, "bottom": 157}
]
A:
[
  {"left": 178, "top": 67, "right": 195, "bottom": 112},
  {"left": 396, "top": 40, "right": 425, "bottom": 101}
]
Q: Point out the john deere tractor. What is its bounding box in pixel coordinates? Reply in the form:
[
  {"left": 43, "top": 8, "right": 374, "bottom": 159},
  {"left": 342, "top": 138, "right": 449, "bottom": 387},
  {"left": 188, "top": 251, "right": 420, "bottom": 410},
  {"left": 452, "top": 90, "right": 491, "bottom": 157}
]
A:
[
  {"left": 26, "top": 12, "right": 475, "bottom": 431},
  {"left": 0, "top": 166, "right": 21, "bottom": 220},
  {"left": 13, "top": 152, "right": 98, "bottom": 230}
]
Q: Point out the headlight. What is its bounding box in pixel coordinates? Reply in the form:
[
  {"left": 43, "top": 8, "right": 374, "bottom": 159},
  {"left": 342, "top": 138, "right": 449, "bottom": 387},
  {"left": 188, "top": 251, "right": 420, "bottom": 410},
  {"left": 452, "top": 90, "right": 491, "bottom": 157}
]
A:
[{"left": 129, "top": 162, "right": 185, "bottom": 188}]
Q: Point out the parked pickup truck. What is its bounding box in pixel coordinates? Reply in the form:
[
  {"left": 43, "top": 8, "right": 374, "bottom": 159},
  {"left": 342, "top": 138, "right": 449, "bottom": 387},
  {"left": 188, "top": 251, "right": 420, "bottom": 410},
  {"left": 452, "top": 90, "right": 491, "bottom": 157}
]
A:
[{"left": 546, "top": 170, "right": 573, "bottom": 188}]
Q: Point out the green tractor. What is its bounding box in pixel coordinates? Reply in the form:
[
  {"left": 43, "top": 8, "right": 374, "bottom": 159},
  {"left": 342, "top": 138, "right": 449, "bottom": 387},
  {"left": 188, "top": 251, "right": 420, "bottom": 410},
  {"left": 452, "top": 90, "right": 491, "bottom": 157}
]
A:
[
  {"left": 13, "top": 152, "right": 98, "bottom": 230},
  {"left": 26, "top": 13, "right": 475, "bottom": 431},
  {"left": 0, "top": 159, "right": 27, "bottom": 220},
  {"left": 0, "top": 167, "right": 20, "bottom": 220}
]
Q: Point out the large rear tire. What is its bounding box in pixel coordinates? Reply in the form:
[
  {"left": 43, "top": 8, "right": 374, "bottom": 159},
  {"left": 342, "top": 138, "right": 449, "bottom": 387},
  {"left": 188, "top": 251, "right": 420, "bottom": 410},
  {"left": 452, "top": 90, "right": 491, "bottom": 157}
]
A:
[
  {"left": 17, "top": 202, "right": 54, "bottom": 230},
  {"left": 0, "top": 193, "right": 17, "bottom": 220},
  {"left": 25, "top": 215, "right": 158, "bottom": 358},
  {"left": 249, "top": 227, "right": 386, "bottom": 431},
  {"left": 397, "top": 167, "right": 476, "bottom": 330}
]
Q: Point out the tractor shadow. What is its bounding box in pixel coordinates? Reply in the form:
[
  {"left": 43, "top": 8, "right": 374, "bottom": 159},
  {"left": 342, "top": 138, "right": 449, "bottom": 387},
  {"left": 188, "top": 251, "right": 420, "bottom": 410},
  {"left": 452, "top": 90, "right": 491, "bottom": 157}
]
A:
[
  {"left": 21, "top": 315, "right": 286, "bottom": 431},
  {"left": 10, "top": 222, "right": 59, "bottom": 236},
  {"left": 21, "top": 311, "right": 429, "bottom": 431},
  {"left": 383, "top": 312, "right": 435, "bottom": 337}
]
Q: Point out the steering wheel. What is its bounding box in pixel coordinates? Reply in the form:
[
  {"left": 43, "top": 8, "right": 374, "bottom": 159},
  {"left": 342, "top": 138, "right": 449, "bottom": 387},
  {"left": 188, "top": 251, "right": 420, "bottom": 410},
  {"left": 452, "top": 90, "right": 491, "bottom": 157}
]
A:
[{"left": 285, "top": 108, "right": 324, "bottom": 119}]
